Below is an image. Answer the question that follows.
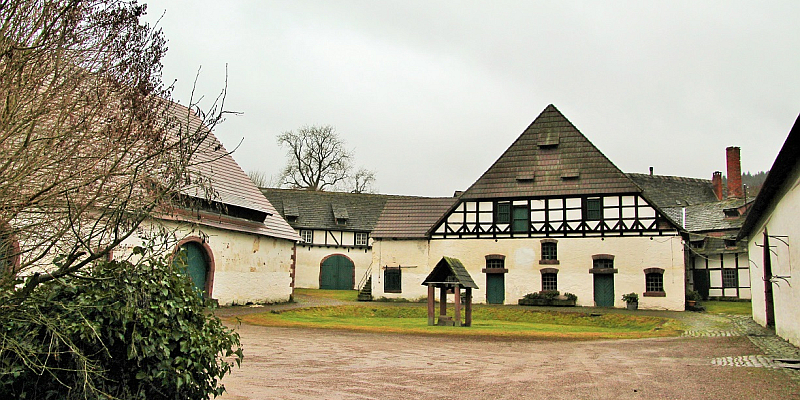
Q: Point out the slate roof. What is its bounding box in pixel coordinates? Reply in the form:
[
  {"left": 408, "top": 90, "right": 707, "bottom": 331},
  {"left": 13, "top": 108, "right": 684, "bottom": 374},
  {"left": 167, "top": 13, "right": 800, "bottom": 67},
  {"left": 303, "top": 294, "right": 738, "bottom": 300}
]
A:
[
  {"left": 371, "top": 197, "right": 459, "bottom": 239},
  {"left": 627, "top": 173, "right": 718, "bottom": 208},
  {"left": 422, "top": 256, "right": 479, "bottom": 289},
  {"left": 260, "top": 188, "right": 394, "bottom": 232},
  {"left": 661, "top": 199, "right": 749, "bottom": 233},
  {"left": 739, "top": 112, "right": 800, "bottom": 240},
  {"left": 172, "top": 102, "right": 299, "bottom": 242},
  {"left": 461, "top": 104, "right": 642, "bottom": 200}
]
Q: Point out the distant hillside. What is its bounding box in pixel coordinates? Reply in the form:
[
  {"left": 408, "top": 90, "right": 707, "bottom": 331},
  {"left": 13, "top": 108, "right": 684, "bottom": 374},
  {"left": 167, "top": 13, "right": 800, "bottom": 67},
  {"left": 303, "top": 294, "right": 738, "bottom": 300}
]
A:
[{"left": 722, "top": 171, "right": 768, "bottom": 198}]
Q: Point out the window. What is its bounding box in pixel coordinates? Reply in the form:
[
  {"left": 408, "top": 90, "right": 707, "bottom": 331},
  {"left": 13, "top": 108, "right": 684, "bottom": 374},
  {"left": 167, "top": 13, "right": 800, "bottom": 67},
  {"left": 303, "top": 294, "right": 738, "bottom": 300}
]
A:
[
  {"left": 512, "top": 205, "right": 528, "bottom": 233},
  {"left": 585, "top": 198, "right": 602, "bottom": 220},
  {"left": 384, "top": 267, "right": 402, "bottom": 293},
  {"left": 496, "top": 202, "right": 511, "bottom": 224},
  {"left": 486, "top": 258, "right": 504, "bottom": 269},
  {"left": 542, "top": 273, "right": 557, "bottom": 291},
  {"left": 722, "top": 269, "right": 738, "bottom": 288},
  {"left": 355, "top": 232, "right": 369, "bottom": 246},
  {"left": 593, "top": 258, "right": 613, "bottom": 269},
  {"left": 644, "top": 268, "right": 665, "bottom": 296},
  {"left": 300, "top": 230, "right": 313, "bottom": 243},
  {"left": 541, "top": 242, "right": 557, "bottom": 261},
  {"left": 645, "top": 273, "right": 663, "bottom": 292}
]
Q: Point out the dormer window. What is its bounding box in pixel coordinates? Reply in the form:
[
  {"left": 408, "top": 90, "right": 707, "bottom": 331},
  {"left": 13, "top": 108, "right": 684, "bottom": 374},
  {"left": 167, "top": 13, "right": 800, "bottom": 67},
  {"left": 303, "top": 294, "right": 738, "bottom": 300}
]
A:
[
  {"left": 723, "top": 208, "right": 740, "bottom": 218},
  {"left": 724, "top": 238, "right": 738, "bottom": 248},
  {"left": 537, "top": 131, "right": 559, "bottom": 148},
  {"left": 690, "top": 240, "right": 705, "bottom": 249},
  {"left": 332, "top": 204, "right": 349, "bottom": 226}
]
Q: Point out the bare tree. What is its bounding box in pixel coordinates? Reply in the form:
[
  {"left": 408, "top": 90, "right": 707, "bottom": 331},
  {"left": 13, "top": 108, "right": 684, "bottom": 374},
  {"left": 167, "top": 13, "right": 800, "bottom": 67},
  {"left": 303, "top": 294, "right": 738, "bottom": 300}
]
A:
[
  {"left": 0, "top": 0, "right": 224, "bottom": 297},
  {"left": 247, "top": 169, "right": 278, "bottom": 188},
  {"left": 277, "top": 125, "right": 353, "bottom": 191},
  {"left": 348, "top": 167, "right": 377, "bottom": 193}
]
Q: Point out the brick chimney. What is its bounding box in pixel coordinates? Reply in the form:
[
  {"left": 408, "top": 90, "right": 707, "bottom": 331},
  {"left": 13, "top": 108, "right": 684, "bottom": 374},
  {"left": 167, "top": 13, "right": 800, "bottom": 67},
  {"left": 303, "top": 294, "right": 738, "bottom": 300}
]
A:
[
  {"left": 712, "top": 171, "right": 723, "bottom": 201},
  {"left": 726, "top": 146, "right": 743, "bottom": 198}
]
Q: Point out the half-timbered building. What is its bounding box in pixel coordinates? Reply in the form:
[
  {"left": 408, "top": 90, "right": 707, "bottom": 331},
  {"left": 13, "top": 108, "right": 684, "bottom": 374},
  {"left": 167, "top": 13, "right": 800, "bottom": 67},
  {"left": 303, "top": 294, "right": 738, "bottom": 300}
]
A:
[
  {"left": 260, "top": 189, "right": 392, "bottom": 290},
  {"left": 370, "top": 105, "right": 686, "bottom": 310}
]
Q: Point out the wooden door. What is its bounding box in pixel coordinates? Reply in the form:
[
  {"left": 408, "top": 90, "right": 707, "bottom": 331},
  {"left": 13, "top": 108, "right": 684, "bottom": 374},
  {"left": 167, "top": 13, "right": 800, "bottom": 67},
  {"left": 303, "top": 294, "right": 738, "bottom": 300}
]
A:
[
  {"left": 593, "top": 274, "right": 614, "bottom": 307},
  {"left": 320, "top": 255, "right": 355, "bottom": 290},
  {"left": 486, "top": 273, "right": 505, "bottom": 304},
  {"left": 693, "top": 269, "right": 710, "bottom": 300},
  {"left": 176, "top": 242, "right": 208, "bottom": 296}
]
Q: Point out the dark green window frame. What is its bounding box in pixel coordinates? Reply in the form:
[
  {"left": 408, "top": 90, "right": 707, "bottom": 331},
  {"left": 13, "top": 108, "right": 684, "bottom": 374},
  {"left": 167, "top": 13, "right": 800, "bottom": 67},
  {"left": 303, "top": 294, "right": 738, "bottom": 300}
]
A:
[
  {"left": 512, "top": 205, "right": 529, "bottom": 233},
  {"left": 384, "top": 267, "right": 402, "bottom": 293},
  {"left": 496, "top": 202, "right": 511, "bottom": 224},
  {"left": 722, "top": 269, "right": 738, "bottom": 288},
  {"left": 541, "top": 242, "right": 557, "bottom": 260},
  {"left": 593, "top": 258, "right": 613, "bottom": 269},
  {"left": 541, "top": 273, "right": 557, "bottom": 291},
  {"left": 585, "top": 198, "right": 602, "bottom": 220}
]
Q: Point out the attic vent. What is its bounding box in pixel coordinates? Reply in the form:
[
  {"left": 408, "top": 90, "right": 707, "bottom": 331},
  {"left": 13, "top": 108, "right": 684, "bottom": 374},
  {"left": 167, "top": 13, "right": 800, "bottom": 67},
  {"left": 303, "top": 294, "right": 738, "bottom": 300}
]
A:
[
  {"left": 516, "top": 171, "right": 535, "bottom": 182},
  {"left": 560, "top": 170, "right": 580, "bottom": 180},
  {"left": 332, "top": 204, "right": 349, "bottom": 225},
  {"left": 723, "top": 208, "right": 740, "bottom": 218},
  {"left": 283, "top": 201, "right": 299, "bottom": 219},
  {"left": 538, "top": 131, "right": 560, "bottom": 147}
]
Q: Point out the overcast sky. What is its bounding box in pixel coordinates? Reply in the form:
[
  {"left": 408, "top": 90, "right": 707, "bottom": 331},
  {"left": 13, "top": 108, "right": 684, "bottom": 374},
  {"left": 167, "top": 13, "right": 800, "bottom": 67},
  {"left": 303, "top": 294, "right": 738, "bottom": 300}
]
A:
[{"left": 144, "top": 1, "right": 800, "bottom": 197}]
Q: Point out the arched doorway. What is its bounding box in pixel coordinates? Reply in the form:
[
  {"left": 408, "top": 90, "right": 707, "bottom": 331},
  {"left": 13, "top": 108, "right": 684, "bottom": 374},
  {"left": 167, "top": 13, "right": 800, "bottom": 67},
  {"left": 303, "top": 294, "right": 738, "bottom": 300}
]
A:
[
  {"left": 319, "top": 255, "right": 354, "bottom": 290},
  {"left": 173, "top": 240, "right": 213, "bottom": 297}
]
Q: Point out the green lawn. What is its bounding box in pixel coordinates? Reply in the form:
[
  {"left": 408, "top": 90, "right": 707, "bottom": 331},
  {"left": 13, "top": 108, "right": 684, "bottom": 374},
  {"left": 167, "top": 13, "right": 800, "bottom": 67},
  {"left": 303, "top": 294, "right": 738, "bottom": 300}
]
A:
[
  {"left": 240, "top": 304, "right": 683, "bottom": 340},
  {"left": 294, "top": 288, "right": 359, "bottom": 302},
  {"left": 702, "top": 300, "right": 752, "bottom": 315}
]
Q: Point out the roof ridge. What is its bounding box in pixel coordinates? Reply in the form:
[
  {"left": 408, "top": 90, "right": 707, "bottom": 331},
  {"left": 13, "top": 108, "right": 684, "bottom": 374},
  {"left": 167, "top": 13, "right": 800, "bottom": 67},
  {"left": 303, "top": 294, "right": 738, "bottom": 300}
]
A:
[{"left": 626, "top": 173, "right": 712, "bottom": 183}]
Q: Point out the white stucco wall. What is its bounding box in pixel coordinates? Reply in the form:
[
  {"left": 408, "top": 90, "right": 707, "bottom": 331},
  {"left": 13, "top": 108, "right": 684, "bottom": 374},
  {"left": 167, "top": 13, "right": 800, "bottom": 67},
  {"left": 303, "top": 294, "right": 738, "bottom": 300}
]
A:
[
  {"left": 119, "top": 220, "right": 295, "bottom": 306},
  {"left": 371, "top": 235, "right": 685, "bottom": 310},
  {"left": 294, "top": 242, "right": 373, "bottom": 289},
  {"left": 746, "top": 163, "right": 800, "bottom": 347}
]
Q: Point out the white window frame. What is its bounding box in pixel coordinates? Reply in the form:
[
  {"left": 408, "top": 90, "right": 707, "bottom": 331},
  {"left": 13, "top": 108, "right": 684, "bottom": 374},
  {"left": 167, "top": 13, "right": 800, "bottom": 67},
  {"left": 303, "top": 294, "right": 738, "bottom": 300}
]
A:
[
  {"left": 300, "top": 230, "right": 313, "bottom": 243},
  {"left": 355, "top": 232, "right": 368, "bottom": 246}
]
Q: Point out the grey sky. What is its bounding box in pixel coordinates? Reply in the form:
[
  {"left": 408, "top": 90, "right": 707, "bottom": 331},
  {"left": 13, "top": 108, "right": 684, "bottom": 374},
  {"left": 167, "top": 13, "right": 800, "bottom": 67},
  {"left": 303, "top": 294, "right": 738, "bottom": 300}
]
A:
[{"left": 144, "top": 1, "right": 800, "bottom": 197}]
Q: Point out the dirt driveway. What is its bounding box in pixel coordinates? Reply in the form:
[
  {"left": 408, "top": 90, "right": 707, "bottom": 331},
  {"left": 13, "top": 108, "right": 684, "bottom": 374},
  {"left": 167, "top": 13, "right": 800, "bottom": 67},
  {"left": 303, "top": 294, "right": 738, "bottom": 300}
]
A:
[{"left": 218, "top": 304, "right": 800, "bottom": 399}]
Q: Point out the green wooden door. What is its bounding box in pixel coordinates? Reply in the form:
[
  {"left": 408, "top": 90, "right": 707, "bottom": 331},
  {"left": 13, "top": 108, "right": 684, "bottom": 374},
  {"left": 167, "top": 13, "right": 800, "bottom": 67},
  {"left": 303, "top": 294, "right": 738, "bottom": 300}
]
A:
[
  {"left": 320, "top": 255, "right": 354, "bottom": 290},
  {"left": 593, "top": 274, "right": 615, "bottom": 307},
  {"left": 175, "top": 242, "right": 208, "bottom": 296},
  {"left": 486, "top": 273, "right": 505, "bottom": 304}
]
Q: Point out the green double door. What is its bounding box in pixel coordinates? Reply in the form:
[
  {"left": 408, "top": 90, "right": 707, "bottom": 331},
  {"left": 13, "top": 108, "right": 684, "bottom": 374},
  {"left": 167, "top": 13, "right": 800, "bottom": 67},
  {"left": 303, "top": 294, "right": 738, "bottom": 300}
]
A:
[
  {"left": 175, "top": 242, "right": 209, "bottom": 296},
  {"left": 320, "top": 255, "right": 354, "bottom": 290},
  {"left": 486, "top": 273, "right": 505, "bottom": 304},
  {"left": 593, "top": 274, "right": 615, "bottom": 307}
]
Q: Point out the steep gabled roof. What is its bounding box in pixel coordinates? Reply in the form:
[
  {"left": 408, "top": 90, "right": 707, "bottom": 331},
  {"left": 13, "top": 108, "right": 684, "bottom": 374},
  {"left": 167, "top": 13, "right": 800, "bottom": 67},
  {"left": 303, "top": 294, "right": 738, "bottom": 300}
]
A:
[
  {"left": 461, "top": 105, "right": 642, "bottom": 200},
  {"left": 174, "top": 103, "right": 298, "bottom": 242},
  {"left": 260, "top": 188, "right": 394, "bottom": 232},
  {"left": 421, "top": 256, "right": 479, "bottom": 289},
  {"left": 627, "top": 173, "right": 718, "bottom": 208},
  {"left": 661, "top": 198, "right": 749, "bottom": 233},
  {"left": 371, "top": 197, "right": 458, "bottom": 239}
]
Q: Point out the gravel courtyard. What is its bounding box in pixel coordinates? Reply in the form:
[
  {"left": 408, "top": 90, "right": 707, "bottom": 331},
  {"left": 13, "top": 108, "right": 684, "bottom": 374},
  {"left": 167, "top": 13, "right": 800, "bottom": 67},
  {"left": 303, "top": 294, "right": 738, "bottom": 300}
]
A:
[{"left": 217, "top": 302, "right": 800, "bottom": 400}]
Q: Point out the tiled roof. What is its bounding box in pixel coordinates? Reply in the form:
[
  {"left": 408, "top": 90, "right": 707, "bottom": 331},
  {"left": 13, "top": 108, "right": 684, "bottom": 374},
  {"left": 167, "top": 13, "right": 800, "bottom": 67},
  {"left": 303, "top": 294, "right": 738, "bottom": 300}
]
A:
[
  {"left": 661, "top": 199, "right": 749, "bottom": 233},
  {"left": 627, "top": 173, "right": 718, "bottom": 208},
  {"left": 371, "top": 197, "right": 458, "bottom": 239},
  {"left": 260, "top": 188, "right": 394, "bottom": 232},
  {"left": 422, "top": 256, "right": 479, "bottom": 289},
  {"left": 173, "top": 103, "right": 299, "bottom": 242},
  {"left": 461, "top": 104, "right": 642, "bottom": 200}
]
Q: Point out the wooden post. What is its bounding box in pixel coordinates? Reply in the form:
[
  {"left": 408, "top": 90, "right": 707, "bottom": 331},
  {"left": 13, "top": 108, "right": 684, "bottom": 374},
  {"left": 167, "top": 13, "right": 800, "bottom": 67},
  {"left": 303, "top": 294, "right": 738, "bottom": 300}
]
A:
[
  {"left": 465, "top": 287, "right": 472, "bottom": 327},
  {"left": 454, "top": 285, "right": 461, "bottom": 327},
  {"left": 427, "top": 284, "right": 435, "bottom": 326},
  {"left": 439, "top": 286, "right": 447, "bottom": 317}
]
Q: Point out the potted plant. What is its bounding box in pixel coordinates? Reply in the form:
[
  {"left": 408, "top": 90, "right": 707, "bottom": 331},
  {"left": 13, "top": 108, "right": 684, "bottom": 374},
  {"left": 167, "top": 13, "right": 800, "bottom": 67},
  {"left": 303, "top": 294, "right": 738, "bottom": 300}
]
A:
[
  {"left": 685, "top": 290, "right": 701, "bottom": 307},
  {"left": 622, "top": 292, "right": 639, "bottom": 310}
]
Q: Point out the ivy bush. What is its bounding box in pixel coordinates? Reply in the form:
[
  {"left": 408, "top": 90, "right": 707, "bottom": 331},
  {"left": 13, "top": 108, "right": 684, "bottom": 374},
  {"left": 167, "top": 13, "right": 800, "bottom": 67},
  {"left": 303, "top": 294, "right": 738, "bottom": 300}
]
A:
[{"left": 0, "top": 250, "right": 243, "bottom": 399}]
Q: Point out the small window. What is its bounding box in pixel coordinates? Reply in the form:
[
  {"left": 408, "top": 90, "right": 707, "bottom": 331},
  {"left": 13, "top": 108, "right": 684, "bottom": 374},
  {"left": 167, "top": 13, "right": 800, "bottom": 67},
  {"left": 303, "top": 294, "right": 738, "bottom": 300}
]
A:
[
  {"left": 496, "top": 202, "right": 511, "bottom": 224},
  {"left": 723, "top": 208, "right": 740, "bottom": 218},
  {"left": 486, "top": 258, "right": 504, "bottom": 269},
  {"left": 512, "top": 205, "right": 528, "bottom": 233},
  {"left": 593, "top": 258, "right": 613, "bottom": 269},
  {"left": 724, "top": 239, "right": 737, "bottom": 248},
  {"left": 689, "top": 240, "right": 705, "bottom": 249},
  {"left": 541, "top": 242, "right": 557, "bottom": 260},
  {"left": 384, "top": 267, "right": 402, "bottom": 293},
  {"left": 722, "top": 269, "right": 738, "bottom": 288},
  {"left": 585, "top": 198, "right": 602, "bottom": 220},
  {"left": 300, "top": 230, "right": 313, "bottom": 243},
  {"left": 542, "top": 273, "right": 557, "bottom": 291},
  {"left": 355, "top": 232, "right": 369, "bottom": 246},
  {"left": 645, "top": 273, "right": 664, "bottom": 293}
]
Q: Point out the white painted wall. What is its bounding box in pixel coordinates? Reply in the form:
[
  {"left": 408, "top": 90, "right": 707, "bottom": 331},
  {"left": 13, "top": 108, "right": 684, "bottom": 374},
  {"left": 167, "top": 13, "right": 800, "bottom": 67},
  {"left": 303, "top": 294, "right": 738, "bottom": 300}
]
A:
[
  {"left": 746, "top": 162, "right": 800, "bottom": 347},
  {"left": 119, "top": 220, "right": 295, "bottom": 306},
  {"left": 372, "top": 235, "right": 685, "bottom": 310},
  {"left": 294, "top": 242, "right": 373, "bottom": 289}
]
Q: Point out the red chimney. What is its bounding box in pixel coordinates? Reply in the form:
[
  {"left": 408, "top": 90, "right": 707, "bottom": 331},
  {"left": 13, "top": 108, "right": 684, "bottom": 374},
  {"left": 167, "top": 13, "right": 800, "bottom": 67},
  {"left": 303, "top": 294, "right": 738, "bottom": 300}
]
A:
[
  {"left": 726, "top": 146, "right": 743, "bottom": 198},
  {"left": 712, "top": 171, "right": 723, "bottom": 201}
]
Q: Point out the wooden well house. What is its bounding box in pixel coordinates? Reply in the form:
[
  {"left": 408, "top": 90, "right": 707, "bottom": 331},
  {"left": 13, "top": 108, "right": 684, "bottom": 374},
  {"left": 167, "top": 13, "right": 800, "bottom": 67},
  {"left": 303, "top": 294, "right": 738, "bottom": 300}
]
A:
[{"left": 422, "top": 256, "right": 478, "bottom": 327}]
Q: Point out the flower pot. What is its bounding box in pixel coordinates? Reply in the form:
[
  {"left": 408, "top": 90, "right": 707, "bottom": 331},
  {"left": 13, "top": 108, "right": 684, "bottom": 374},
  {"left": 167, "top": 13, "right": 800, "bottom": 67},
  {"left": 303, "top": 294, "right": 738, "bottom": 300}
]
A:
[
  {"left": 686, "top": 300, "right": 697, "bottom": 307},
  {"left": 626, "top": 301, "right": 638, "bottom": 311}
]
